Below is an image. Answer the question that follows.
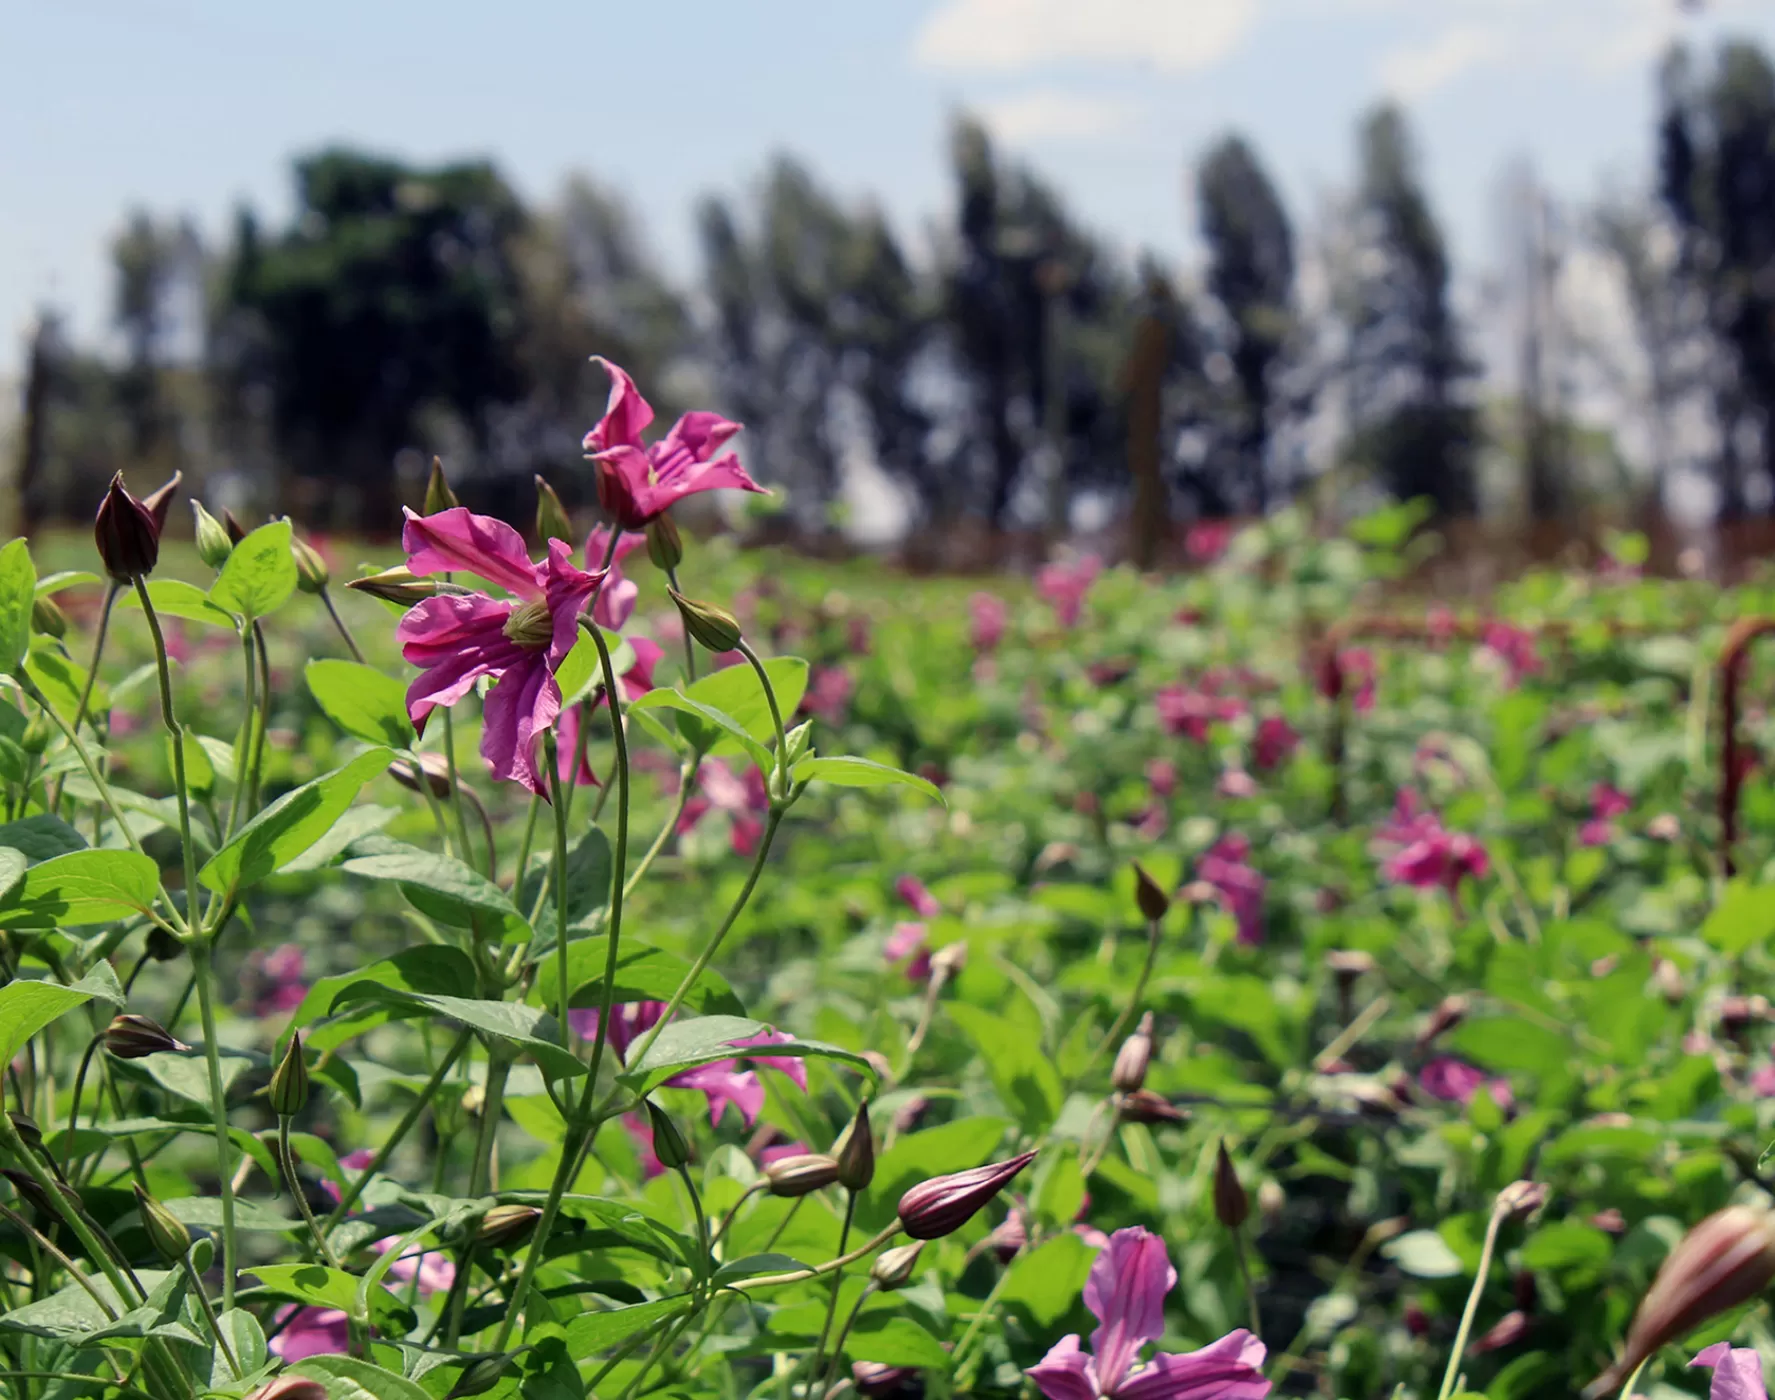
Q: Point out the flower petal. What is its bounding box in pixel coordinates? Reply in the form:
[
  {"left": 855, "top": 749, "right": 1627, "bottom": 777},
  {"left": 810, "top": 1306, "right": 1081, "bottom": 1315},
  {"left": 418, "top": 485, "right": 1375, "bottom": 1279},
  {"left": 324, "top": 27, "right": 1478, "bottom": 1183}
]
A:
[
  {"left": 402, "top": 507, "right": 542, "bottom": 598},
  {"left": 481, "top": 656, "right": 559, "bottom": 796},
  {"left": 1694, "top": 1345, "right": 1770, "bottom": 1400},
  {"left": 1086, "top": 1228, "right": 1177, "bottom": 1393},
  {"left": 1115, "top": 1330, "right": 1271, "bottom": 1400},
  {"left": 658, "top": 410, "right": 743, "bottom": 467},
  {"left": 398, "top": 594, "right": 524, "bottom": 730},
  {"left": 585, "top": 357, "right": 655, "bottom": 452},
  {"left": 542, "top": 537, "right": 605, "bottom": 668},
  {"left": 1026, "top": 1335, "right": 1100, "bottom": 1400},
  {"left": 671, "top": 1062, "right": 765, "bottom": 1127}
]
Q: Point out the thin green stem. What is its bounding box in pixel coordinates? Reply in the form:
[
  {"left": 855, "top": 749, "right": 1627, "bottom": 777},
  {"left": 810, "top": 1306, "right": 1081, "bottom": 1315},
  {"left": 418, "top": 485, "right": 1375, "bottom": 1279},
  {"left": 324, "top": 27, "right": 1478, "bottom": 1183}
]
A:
[
  {"left": 247, "top": 620, "right": 272, "bottom": 817},
  {"left": 319, "top": 588, "right": 366, "bottom": 663},
  {"left": 223, "top": 626, "right": 256, "bottom": 841},
  {"left": 187, "top": 942, "right": 236, "bottom": 1309},
  {"left": 1231, "top": 1224, "right": 1260, "bottom": 1336},
  {"left": 804, "top": 1191, "right": 856, "bottom": 1387},
  {"left": 48, "top": 581, "right": 120, "bottom": 815},
  {"left": 446, "top": 1052, "right": 510, "bottom": 1347},
  {"left": 1437, "top": 1204, "right": 1506, "bottom": 1400},
  {"left": 133, "top": 581, "right": 201, "bottom": 935},
  {"left": 18, "top": 674, "right": 151, "bottom": 863},
  {"left": 546, "top": 732, "right": 573, "bottom": 1049},
  {"left": 676, "top": 1163, "right": 711, "bottom": 1276},
  {"left": 178, "top": 1254, "right": 241, "bottom": 1380},
  {"left": 277, "top": 1119, "right": 341, "bottom": 1269},
  {"left": 441, "top": 707, "right": 475, "bottom": 867},
  {"left": 1618, "top": 1357, "right": 1649, "bottom": 1400},
  {"left": 622, "top": 759, "right": 698, "bottom": 900},
  {"left": 487, "top": 1120, "right": 590, "bottom": 1354},
  {"left": 0, "top": 1117, "right": 140, "bottom": 1310},
  {"left": 512, "top": 795, "right": 543, "bottom": 892},
  {"left": 819, "top": 1281, "right": 877, "bottom": 1400},
  {"left": 1077, "top": 916, "right": 1160, "bottom": 1088},
  {"left": 576, "top": 620, "right": 630, "bottom": 1099},
  {"left": 58, "top": 1034, "right": 103, "bottom": 1176},
  {"left": 664, "top": 564, "right": 697, "bottom": 685},
  {"left": 734, "top": 638, "right": 787, "bottom": 783},
  {"left": 728, "top": 1223, "right": 901, "bottom": 1292}
]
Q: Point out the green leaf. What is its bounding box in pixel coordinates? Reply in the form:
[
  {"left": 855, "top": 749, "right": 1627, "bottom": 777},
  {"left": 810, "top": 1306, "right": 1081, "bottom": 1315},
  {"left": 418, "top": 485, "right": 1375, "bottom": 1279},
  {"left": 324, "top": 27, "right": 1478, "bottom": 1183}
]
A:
[
  {"left": 248, "top": 1264, "right": 414, "bottom": 1335},
  {"left": 0, "top": 967, "right": 125, "bottom": 1074},
  {"left": 0, "top": 1277, "right": 141, "bottom": 1338},
  {"left": 948, "top": 1005, "right": 1061, "bottom": 1133},
  {"left": 1444, "top": 1018, "right": 1570, "bottom": 1080},
  {"left": 0, "top": 815, "right": 86, "bottom": 863},
  {"left": 128, "top": 1047, "right": 262, "bottom": 1105},
  {"left": 163, "top": 1196, "right": 301, "bottom": 1233},
  {"left": 214, "top": 1307, "right": 268, "bottom": 1383},
  {"left": 561, "top": 1296, "right": 692, "bottom": 1360},
  {"left": 171, "top": 725, "right": 215, "bottom": 797},
  {"left": 533, "top": 937, "right": 744, "bottom": 1017},
  {"left": 1702, "top": 881, "right": 1775, "bottom": 956},
  {"left": 618, "top": 1015, "right": 879, "bottom": 1096},
  {"left": 682, "top": 657, "right": 808, "bottom": 755},
  {"left": 328, "top": 986, "right": 584, "bottom": 1079},
  {"left": 1384, "top": 1230, "right": 1464, "bottom": 1279},
  {"left": 999, "top": 1233, "right": 1095, "bottom": 1329},
  {"left": 119, "top": 578, "right": 240, "bottom": 629},
  {"left": 292, "top": 1353, "right": 433, "bottom": 1400},
  {"left": 35, "top": 570, "right": 100, "bottom": 597},
  {"left": 846, "top": 1317, "right": 950, "bottom": 1371},
  {"left": 210, "top": 520, "right": 297, "bottom": 620},
  {"left": 306, "top": 660, "right": 416, "bottom": 748},
  {"left": 286, "top": 946, "right": 480, "bottom": 1052},
  {"left": 0, "top": 848, "right": 161, "bottom": 928},
  {"left": 199, "top": 747, "right": 391, "bottom": 896},
  {"left": 1518, "top": 1221, "right": 1613, "bottom": 1273},
  {"left": 516, "top": 828, "right": 611, "bottom": 936},
  {"left": 341, "top": 838, "right": 525, "bottom": 941},
  {"left": 629, "top": 689, "right": 772, "bottom": 771},
  {"left": 0, "top": 539, "right": 36, "bottom": 675},
  {"left": 792, "top": 756, "right": 943, "bottom": 803},
  {"left": 555, "top": 627, "right": 636, "bottom": 707},
  {"left": 25, "top": 649, "right": 100, "bottom": 725}
]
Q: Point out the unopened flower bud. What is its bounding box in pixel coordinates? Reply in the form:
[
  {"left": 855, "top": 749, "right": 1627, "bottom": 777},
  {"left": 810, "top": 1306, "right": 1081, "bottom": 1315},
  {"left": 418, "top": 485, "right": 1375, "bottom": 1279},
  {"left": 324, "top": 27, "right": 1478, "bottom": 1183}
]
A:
[
  {"left": 8, "top": 1113, "right": 43, "bottom": 1156},
  {"left": 834, "top": 1101, "right": 874, "bottom": 1191},
  {"left": 1495, "top": 1180, "right": 1548, "bottom": 1222},
  {"left": 1213, "top": 1140, "right": 1249, "bottom": 1230},
  {"left": 765, "top": 1153, "right": 841, "bottom": 1198},
  {"left": 270, "top": 1032, "right": 309, "bottom": 1118},
  {"left": 1118, "top": 1088, "right": 1188, "bottom": 1125},
  {"left": 425, "top": 457, "right": 460, "bottom": 516},
  {"left": 669, "top": 590, "right": 743, "bottom": 654},
  {"left": 871, "top": 1241, "right": 924, "bottom": 1290},
  {"left": 646, "top": 1100, "right": 690, "bottom": 1170},
  {"left": 292, "top": 536, "right": 330, "bottom": 595},
  {"left": 133, "top": 1183, "right": 191, "bottom": 1263},
  {"left": 140, "top": 472, "right": 181, "bottom": 532},
  {"left": 391, "top": 753, "right": 453, "bottom": 799},
  {"left": 535, "top": 476, "right": 573, "bottom": 545},
  {"left": 348, "top": 566, "right": 438, "bottom": 607},
  {"left": 222, "top": 509, "right": 249, "bottom": 545},
  {"left": 94, "top": 473, "right": 165, "bottom": 581},
  {"left": 3, "top": 1168, "right": 76, "bottom": 1219},
  {"left": 646, "top": 514, "right": 683, "bottom": 572},
  {"left": 1258, "top": 1180, "right": 1285, "bottom": 1223},
  {"left": 29, "top": 596, "right": 65, "bottom": 640},
  {"left": 852, "top": 1363, "right": 919, "bottom": 1398},
  {"left": 1586, "top": 1205, "right": 1775, "bottom": 1398},
  {"left": 897, "top": 1150, "right": 1037, "bottom": 1240},
  {"left": 1132, "top": 863, "right": 1170, "bottom": 922},
  {"left": 246, "top": 1376, "right": 330, "bottom": 1400},
  {"left": 987, "top": 1209, "right": 1027, "bottom": 1262},
  {"left": 930, "top": 942, "right": 967, "bottom": 978},
  {"left": 1416, "top": 995, "right": 1469, "bottom": 1050},
  {"left": 477, "top": 1204, "right": 542, "bottom": 1250},
  {"left": 19, "top": 716, "right": 50, "bottom": 756},
  {"left": 104, "top": 1014, "right": 186, "bottom": 1060},
  {"left": 192, "top": 502, "right": 234, "bottom": 570},
  {"left": 1112, "top": 1012, "right": 1154, "bottom": 1094},
  {"left": 445, "top": 1355, "right": 516, "bottom": 1400},
  {"left": 1471, "top": 1309, "right": 1528, "bottom": 1354}
]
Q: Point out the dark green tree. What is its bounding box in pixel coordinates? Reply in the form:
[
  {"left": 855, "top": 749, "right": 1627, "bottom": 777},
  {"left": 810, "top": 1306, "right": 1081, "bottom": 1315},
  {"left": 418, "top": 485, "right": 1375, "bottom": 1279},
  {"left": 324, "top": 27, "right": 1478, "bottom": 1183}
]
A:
[
  {"left": 1339, "top": 104, "right": 1480, "bottom": 514},
  {"left": 1196, "top": 134, "right": 1295, "bottom": 513}
]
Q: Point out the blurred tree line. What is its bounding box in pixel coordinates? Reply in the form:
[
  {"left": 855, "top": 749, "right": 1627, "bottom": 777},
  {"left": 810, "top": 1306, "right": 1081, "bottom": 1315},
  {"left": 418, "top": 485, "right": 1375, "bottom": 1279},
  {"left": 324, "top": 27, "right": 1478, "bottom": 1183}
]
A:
[{"left": 15, "top": 36, "right": 1775, "bottom": 548}]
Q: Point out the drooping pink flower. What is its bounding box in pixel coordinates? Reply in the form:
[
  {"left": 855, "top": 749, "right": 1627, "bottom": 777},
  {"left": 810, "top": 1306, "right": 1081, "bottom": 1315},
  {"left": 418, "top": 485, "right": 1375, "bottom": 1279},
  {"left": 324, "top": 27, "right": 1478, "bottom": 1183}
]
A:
[
  {"left": 397, "top": 507, "right": 606, "bottom": 797},
  {"left": 1374, "top": 790, "right": 1489, "bottom": 901},
  {"left": 1694, "top": 1343, "right": 1769, "bottom": 1399},
  {"left": 1253, "top": 716, "right": 1298, "bottom": 771},
  {"left": 801, "top": 667, "right": 853, "bottom": 725},
  {"left": 970, "top": 593, "right": 1009, "bottom": 651},
  {"left": 1025, "top": 1228, "right": 1271, "bottom": 1400},
  {"left": 1481, "top": 622, "right": 1542, "bottom": 689},
  {"left": 1419, "top": 1056, "right": 1513, "bottom": 1110},
  {"left": 269, "top": 1308, "right": 351, "bottom": 1361},
  {"left": 1037, "top": 554, "right": 1102, "bottom": 628},
  {"left": 582, "top": 359, "right": 766, "bottom": 530},
  {"left": 1197, "top": 835, "right": 1265, "bottom": 945}
]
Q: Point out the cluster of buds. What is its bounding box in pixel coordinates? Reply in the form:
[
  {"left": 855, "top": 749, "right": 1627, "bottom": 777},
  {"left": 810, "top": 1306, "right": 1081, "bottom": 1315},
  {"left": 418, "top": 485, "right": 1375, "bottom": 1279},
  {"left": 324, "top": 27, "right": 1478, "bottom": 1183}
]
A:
[{"left": 94, "top": 472, "right": 180, "bottom": 582}]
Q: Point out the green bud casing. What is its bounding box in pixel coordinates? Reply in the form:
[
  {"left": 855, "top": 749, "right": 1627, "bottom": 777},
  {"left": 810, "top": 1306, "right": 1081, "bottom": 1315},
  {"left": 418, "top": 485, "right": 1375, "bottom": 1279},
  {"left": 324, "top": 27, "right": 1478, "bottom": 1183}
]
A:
[
  {"left": 668, "top": 589, "right": 743, "bottom": 653},
  {"left": 270, "top": 1033, "right": 310, "bottom": 1118}
]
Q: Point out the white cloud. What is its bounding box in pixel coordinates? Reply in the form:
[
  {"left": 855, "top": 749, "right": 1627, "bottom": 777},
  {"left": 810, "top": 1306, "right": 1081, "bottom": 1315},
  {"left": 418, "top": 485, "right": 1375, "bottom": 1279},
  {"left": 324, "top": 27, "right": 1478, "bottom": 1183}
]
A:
[
  {"left": 974, "top": 90, "right": 1140, "bottom": 142},
  {"left": 1379, "top": 24, "right": 1506, "bottom": 99},
  {"left": 914, "top": 0, "right": 1259, "bottom": 73}
]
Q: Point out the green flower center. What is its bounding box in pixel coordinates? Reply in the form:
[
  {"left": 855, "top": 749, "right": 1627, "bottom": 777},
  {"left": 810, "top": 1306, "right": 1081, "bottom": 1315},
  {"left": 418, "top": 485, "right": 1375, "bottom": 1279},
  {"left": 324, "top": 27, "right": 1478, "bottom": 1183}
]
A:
[{"left": 502, "top": 597, "right": 553, "bottom": 652}]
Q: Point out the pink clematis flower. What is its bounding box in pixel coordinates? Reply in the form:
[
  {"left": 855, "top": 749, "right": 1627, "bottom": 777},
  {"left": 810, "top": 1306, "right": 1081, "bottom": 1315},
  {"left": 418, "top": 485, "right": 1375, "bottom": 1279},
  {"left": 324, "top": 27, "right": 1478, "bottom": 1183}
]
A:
[
  {"left": 269, "top": 1308, "right": 350, "bottom": 1361},
  {"left": 801, "top": 666, "right": 854, "bottom": 725},
  {"left": 1419, "top": 1056, "right": 1513, "bottom": 1110},
  {"left": 1026, "top": 1227, "right": 1271, "bottom": 1400},
  {"left": 1694, "top": 1343, "right": 1768, "bottom": 1399},
  {"left": 1374, "top": 790, "right": 1489, "bottom": 901},
  {"left": 884, "top": 921, "right": 932, "bottom": 983},
  {"left": 1579, "top": 782, "right": 1632, "bottom": 847},
  {"left": 1253, "top": 716, "right": 1298, "bottom": 771},
  {"left": 971, "top": 593, "right": 1008, "bottom": 651},
  {"left": 1037, "top": 554, "right": 1102, "bottom": 628},
  {"left": 252, "top": 943, "right": 308, "bottom": 1017},
  {"left": 895, "top": 875, "right": 941, "bottom": 920},
  {"left": 675, "top": 758, "right": 770, "bottom": 855},
  {"left": 1197, "top": 834, "right": 1265, "bottom": 946},
  {"left": 1316, "top": 648, "right": 1376, "bottom": 714},
  {"left": 1156, "top": 684, "right": 1247, "bottom": 743},
  {"left": 582, "top": 358, "right": 766, "bottom": 530},
  {"left": 398, "top": 507, "right": 606, "bottom": 797}
]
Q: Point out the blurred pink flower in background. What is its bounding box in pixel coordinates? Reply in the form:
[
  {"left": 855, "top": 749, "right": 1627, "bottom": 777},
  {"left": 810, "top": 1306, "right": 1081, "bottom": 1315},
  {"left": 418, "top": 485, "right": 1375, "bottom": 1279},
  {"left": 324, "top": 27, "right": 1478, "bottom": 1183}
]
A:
[
  {"left": 568, "top": 1005, "right": 803, "bottom": 1127},
  {"left": 677, "top": 759, "right": 769, "bottom": 856},
  {"left": 1185, "top": 520, "right": 1235, "bottom": 564},
  {"left": 252, "top": 944, "right": 308, "bottom": 1016},
  {"left": 970, "top": 593, "right": 1008, "bottom": 651},
  {"left": 1216, "top": 769, "right": 1257, "bottom": 799},
  {"left": 1579, "top": 782, "right": 1632, "bottom": 847},
  {"left": 1481, "top": 622, "right": 1543, "bottom": 688},
  {"left": 1419, "top": 1056, "right": 1512, "bottom": 1109},
  {"left": 801, "top": 666, "right": 854, "bottom": 724},
  {"left": 1145, "top": 757, "right": 1177, "bottom": 799},
  {"left": 895, "top": 875, "right": 940, "bottom": 919},
  {"left": 1037, "top": 554, "right": 1101, "bottom": 628},
  {"left": 269, "top": 1308, "right": 350, "bottom": 1361},
  {"left": 1197, "top": 834, "right": 1265, "bottom": 945},
  {"left": 1156, "top": 683, "right": 1246, "bottom": 742},
  {"left": 1375, "top": 791, "right": 1489, "bottom": 900},
  {"left": 1253, "top": 715, "right": 1299, "bottom": 770}
]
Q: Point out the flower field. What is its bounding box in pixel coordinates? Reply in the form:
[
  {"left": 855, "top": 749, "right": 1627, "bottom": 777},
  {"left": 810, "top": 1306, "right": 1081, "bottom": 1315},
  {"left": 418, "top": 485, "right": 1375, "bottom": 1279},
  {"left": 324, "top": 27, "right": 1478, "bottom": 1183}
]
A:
[{"left": 6, "top": 377, "right": 1775, "bottom": 1400}]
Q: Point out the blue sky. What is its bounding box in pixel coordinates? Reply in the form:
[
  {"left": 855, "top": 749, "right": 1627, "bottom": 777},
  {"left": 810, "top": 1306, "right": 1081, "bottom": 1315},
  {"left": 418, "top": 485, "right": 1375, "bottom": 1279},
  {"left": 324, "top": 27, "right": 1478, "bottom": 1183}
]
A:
[{"left": 6, "top": 0, "right": 1775, "bottom": 376}]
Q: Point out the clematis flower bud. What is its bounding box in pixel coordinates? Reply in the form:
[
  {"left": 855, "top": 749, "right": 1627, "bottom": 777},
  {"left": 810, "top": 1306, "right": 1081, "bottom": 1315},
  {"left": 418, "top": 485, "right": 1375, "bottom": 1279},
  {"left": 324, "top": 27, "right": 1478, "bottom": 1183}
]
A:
[
  {"left": 534, "top": 475, "right": 573, "bottom": 545},
  {"left": 348, "top": 566, "right": 438, "bottom": 607},
  {"left": 245, "top": 1377, "right": 330, "bottom": 1400},
  {"left": 765, "top": 1153, "right": 841, "bottom": 1198},
  {"left": 222, "top": 509, "right": 249, "bottom": 544},
  {"left": 1132, "top": 862, "right": 1170, "bottom": 922},
  {"left": 94, "top": 473, "right": 167, "bottom": 581},
  {"left": 1112, "top": 1012, "right": 1154, "bottom": 1093},
  {"left": 192, "top": 502, "right": 234, "bottom": 570},
  {"left": 871, "top": 1241, "right": 924, "bottom": 1290},
  {"left": 104, "top": 1014, "right": 186, "bottom": 1060},
  {"left": 29, "top": 596, "right": 65, "bottom": 640},
  {"left": 3, "top": 1168, "right": 77, "bottom": 1218},
  {"left": 445, "top": 1355, "right": 516, "bottom": 1400},
  {"left": 669, "top": 589, "right": 743, "bottom": 653},
  {"left": 7, "top": 1113, "right": 43, "bottom": 1156},
  {"left": 1495, "top": 1180, "right": 1548, "bottom": 1222},
  {"left": 391, "top": 752, "right": 453, "bottom": 799},
  {"left": 425, "top": 457, "right": 460, "bottom": 516},
  {"left": 897, "top": 1150, "right": 1037, "bottom": 1240},
  {"left": 270, "top": 1032, "right": 309, "bottom": 1118},
  {"left": 477, "top": 1204, "right": 542, "bottom": 1250},
  {"left": 1470, "top": 1309, "right": 1528, "bottom": 1354},
  {"left": 834, "top": 1100, "right": 874, "bottom": 1191},
  {"left": 1585, "top": 1205, "right": 1775, "bottom": 1398},
  {"left": 133, "top": 1183, "right": 191, "bottom": 1263},
  {"left": 292, "top": 536, "right": 330, "bottom": 595},
  {"left": 1118, "top": 1088, "right": 1188, "bottom": 1125},
  {"left": 1416, "top": 995, "right": 1469, "bottom": 1049},
  {"left": 646, "top": 514, "right": 683, "bottom": 572},
  {"left": 1214, "top": 1140, "right": 1249, "bottom": 1230},
  {"left": 646, "top": 1100, "right": 690, "bottom": 1170},
  {"left": 852, "top": 1363, "right": 920, "bottom": 1398},
  {"left": 140, "top": 472, "right": 181, "bottom": 533}
]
